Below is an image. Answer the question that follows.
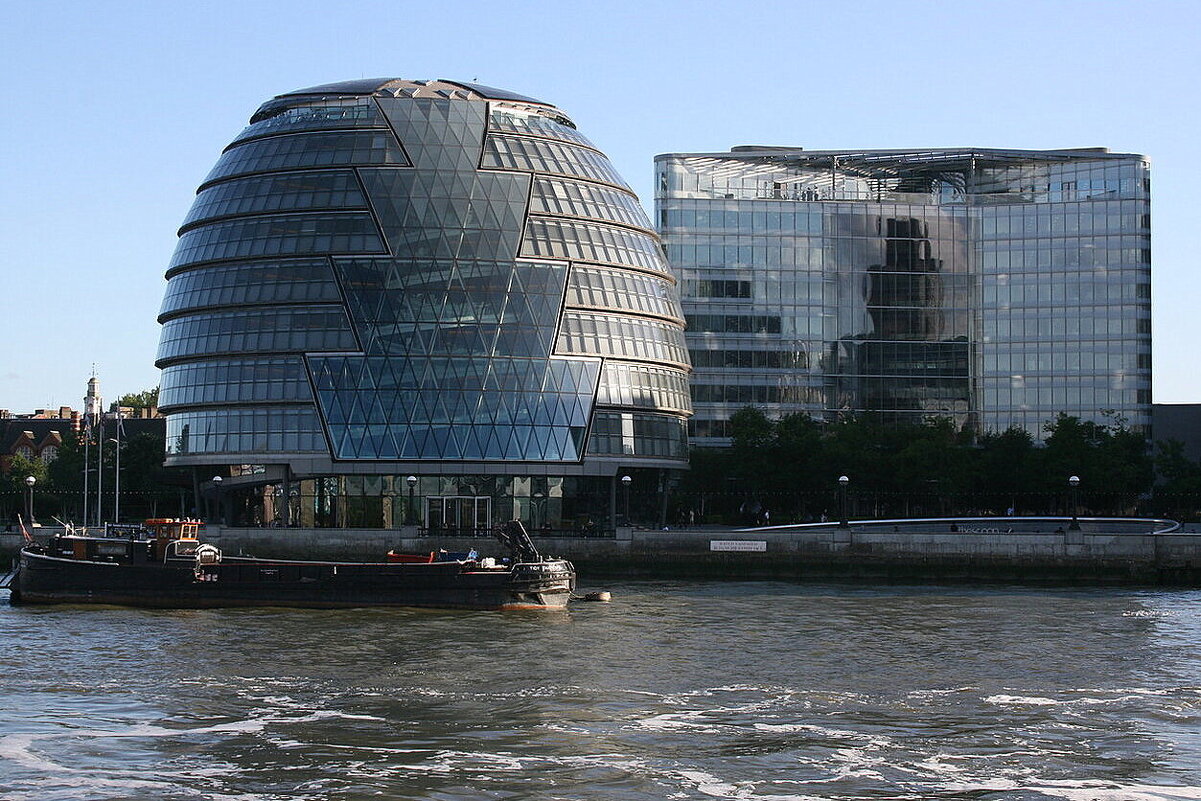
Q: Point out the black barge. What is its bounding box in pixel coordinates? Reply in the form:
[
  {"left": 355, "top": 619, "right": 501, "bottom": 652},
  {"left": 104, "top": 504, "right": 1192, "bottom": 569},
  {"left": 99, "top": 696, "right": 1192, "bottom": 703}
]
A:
[{"left": 10, "top": 519, "right": 574, "bottom": 611}]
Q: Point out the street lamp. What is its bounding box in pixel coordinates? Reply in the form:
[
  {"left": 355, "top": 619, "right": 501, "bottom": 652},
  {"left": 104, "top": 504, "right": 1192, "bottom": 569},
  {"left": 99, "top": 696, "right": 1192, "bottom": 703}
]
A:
[
  {"left": 1068, "top": 475, "right": 1081, "bottom": 531},
  {"left": 24, "top": 475, "right": 36, "bottom": 525},
  {"left": 406, "top": 475, "right": 417, "bottom": 525},
  {"left": 621, "top": 474, "right": 632, "bottom": 526},
  {"left": 108, "top": 437, "right": 121, "bottom": 523},
  {"left": 212, "top": 475, "right": 224, "bottom": 525},
  {"left": 838, "top": 475, "right": 850, "bottom": 529}
]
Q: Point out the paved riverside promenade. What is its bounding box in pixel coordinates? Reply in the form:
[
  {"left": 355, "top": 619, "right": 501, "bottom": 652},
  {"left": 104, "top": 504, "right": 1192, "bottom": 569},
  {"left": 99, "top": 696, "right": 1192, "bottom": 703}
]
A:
[{"left": 4, "top": 518, "right": 1200, "bottom": 585}]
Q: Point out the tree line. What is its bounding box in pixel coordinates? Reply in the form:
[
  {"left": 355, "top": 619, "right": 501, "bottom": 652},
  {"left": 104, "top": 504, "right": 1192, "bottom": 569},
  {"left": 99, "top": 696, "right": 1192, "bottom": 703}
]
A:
[{"left": 675, "top": 409, "right": 1201, "bottom": 525}]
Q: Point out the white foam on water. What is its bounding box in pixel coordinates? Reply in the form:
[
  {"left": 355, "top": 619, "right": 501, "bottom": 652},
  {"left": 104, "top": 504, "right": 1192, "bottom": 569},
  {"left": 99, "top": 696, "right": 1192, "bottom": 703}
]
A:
[
  {"left": 1018, "top": 779, "right": 1201, "bottom": 801},
  {"left": 752, "top": 721, "right": 884, "bottom": 744},
  {"left": 634, "top": 711, "right": 717, "bottom": 732},
  {"left": 675, "top": 768, "right": 752, "bottom": 799},
  {"left": 985, "top": 694, "right": 1065, "bottom": 706}
]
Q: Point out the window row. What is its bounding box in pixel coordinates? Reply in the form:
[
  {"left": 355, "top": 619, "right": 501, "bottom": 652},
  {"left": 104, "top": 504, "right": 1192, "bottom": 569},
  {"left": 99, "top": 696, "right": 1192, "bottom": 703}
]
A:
[
  {"left": 523, "top": 217, "right": 669, "bottom": 274},
  {"left": 980, "top": 387, "right": 1147, "bottom": 411},
  {"left": 159, "top": 357, "right": 314, "bottom": 408},
  {"left": 982, "top": 350, "right": 1150, "bottom": 374},
  {"left": 234, "top": 99, "right": 385, "bottom": 145},
  {"left": 183, "top": 170, "right": 367, "bottom": 228},
  {"left": 307, "top": 354, "right": 599, "bottom": 397},
  {"left": 596, "top": 363, "right": 693, "bottom": 414},
  {"left": 659, "top": 200, "right": 1148, "bottom": 241},
  {"left": 691, "top": 382, "right": 820, "bottom": 406},
  {"left": 979, "top": 205, "right": 1149, "bottom": 237},
  {"left": 487, "top": 109, "right": 597, "bottom": 149},
  {"left": 683, "top": 279, "right": 753, "bottom": 299},
  {"left": 203, "top": 131, "right": 408, "bottom": 186},
  {"left": 984, "top": 277, "right": 1150, "bottom": 305},
  {"left": 532, "top": 177, "right": 653, "bottom": 231},
  {"left": 586, "top": 412, "right": 688, "bottom": 459},
  {"left": 981, "top": 246, "right": 1150, "bottom": 270},
  {"left": 667, "top": 242, "right": 827, "bottom": 269},
  {"left": 660, "top": 205, "right": 825, "bottom": 235},
  {"left": 689, "top": 349, "right": 808, "bottom": 370},
  {"left": 482, "top": 135, "right": 629, "bottom": 189},
  {"left": 985, "top": 315, "right": 1150, "bottom": 338},
  {"left": 169, "top": 213, "right": 383, "bottom": 269},
  {"left": 685, "top": 314, "right": 782, "bottom": 334},
  {"left": 557, "top": 312, "right": 689, "bottom": 366},
  {"left": 160, "top": 259, "right": 341, "bottom": 315},
  {"left": 322, "top": 420, "right": 587, "bottom": 462},
  {"left": 166, "top": 406, "right": 328, "bottom": 455},
  {"left": 156, "top": 307, "right": 356, "bottom": 363},
  {"left": 566, "top": 265, "right": 682, "bottom": 321}
]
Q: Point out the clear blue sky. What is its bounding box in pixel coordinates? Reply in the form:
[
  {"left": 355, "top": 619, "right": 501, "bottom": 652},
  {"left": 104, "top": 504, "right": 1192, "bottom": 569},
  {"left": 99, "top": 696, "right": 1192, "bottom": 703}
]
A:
[{"left": 2, "top": 0, "right": 1198, "bottom": 413}]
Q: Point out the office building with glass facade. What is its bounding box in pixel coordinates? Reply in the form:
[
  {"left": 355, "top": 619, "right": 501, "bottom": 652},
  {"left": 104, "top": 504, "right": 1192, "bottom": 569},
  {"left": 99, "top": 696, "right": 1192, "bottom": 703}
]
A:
[
  {"left": 656, "top": 147, "right": 1151, "bottom": 445},
  {"left": 157, "top": 79, "right": 690, "bottom": 530}
]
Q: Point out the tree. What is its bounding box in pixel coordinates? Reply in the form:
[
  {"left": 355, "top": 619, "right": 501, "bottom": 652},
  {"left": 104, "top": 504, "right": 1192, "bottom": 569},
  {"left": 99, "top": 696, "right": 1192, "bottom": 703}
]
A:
[
  {"left": 117, "top": 387, "right": 159, "bottom": 409},
  {"left": 1154, "top": 440, "right": 1201, "bottom": 520},
  {"left": 1, "top": 453, "right": 50, "bottom": 526}
]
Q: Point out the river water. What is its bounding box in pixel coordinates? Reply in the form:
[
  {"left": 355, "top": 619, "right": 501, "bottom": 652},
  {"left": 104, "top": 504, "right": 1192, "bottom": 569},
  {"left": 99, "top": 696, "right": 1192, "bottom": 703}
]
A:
[{"left": 1, "top": 582, "right": 1199, "bottom": 800}]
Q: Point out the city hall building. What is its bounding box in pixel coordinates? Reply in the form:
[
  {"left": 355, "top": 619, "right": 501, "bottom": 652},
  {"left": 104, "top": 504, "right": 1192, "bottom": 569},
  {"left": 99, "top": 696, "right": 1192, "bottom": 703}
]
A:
[
  {"left": 655, "top": 147, "right": 1151, "bottom": 445},
  {"left": 157, "top": 79, "right": 690, "bottom": 530}
]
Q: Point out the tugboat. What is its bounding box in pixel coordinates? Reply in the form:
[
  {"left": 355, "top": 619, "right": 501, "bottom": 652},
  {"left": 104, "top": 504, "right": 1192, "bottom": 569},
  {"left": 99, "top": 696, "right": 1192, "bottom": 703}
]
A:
[{"left": 9, "top": 519, "right": 574, "bottom": 611}]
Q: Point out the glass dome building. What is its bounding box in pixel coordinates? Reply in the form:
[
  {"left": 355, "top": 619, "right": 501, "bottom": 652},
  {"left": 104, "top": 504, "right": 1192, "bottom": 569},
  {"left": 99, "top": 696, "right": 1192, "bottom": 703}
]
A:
[{"left": 157, "top": 79, "right": 690, "bottom": 531}]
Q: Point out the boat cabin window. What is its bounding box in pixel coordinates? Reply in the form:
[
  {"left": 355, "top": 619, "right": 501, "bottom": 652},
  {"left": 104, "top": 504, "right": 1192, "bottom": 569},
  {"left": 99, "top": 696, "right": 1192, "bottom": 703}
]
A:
[{"left": 95, "top": 542, "right": 129, "bottom": 558}]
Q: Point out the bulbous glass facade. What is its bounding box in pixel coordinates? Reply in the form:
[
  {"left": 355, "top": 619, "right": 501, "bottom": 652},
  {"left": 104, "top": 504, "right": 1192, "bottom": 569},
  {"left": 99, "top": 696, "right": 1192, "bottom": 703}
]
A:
[{"left": 157, "top": 79, "right": 690, "bottom": 530}]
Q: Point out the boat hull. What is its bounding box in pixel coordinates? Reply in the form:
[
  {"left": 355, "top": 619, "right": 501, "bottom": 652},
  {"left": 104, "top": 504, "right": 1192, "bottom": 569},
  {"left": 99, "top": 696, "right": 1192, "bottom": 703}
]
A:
[{"left": 11, "top": 549, "right": 574, "bottom": 611}]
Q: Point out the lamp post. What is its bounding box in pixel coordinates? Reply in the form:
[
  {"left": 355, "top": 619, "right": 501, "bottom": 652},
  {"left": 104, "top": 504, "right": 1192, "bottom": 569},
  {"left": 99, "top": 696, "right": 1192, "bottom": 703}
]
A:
[
  {"left": 212, "top": 475, "right": 223, "bottom": 525},
  {"left": 25, "top": 475, "right": 36, "bottom": 525},
  {"left": 406, "top": 475, "right": 417, "bottom": 525},
  {"left": 838, "top": 475, "right": 850, "bottom": 529},
  {"left": 621, "top": 475, "right": 632, "bottom": 526},
  {"left": 1068, "top": 475, "right": 1081, "bottom": 531},
  {"left": 108, "top": 437, "right": 121, "bottom": 523}
]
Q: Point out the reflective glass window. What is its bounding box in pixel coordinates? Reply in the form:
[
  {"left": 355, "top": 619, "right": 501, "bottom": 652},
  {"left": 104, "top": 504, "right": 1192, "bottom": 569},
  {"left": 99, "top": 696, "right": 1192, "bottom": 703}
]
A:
[
  {"left": 488, "top": 109, "right": 597, "bottom": 149},
  {"left": 169, "top": 213, "right": 383, "bottom": 269},
  {"left": 530, "top": 177, "right": 654, "bottom": 231},
  {"left": 596, "top": 363, "right": 692, "bottom": 413},
  {"left": 160, "top": 357, "right": 313, "bottom": 408},
  {"left": 232, "top": 99, "right": 385, "bottom": 145},
  {"left": 161, "top": 259, "right": 340, "bottom": 315},
  {"left": 334, "top": 258, "right": 567, "bottom": 358},
  {"left": 166, "top": 406, "right": 327, "bottom": 455},
  {"left": 204, "top": 131, "right": 408, "bottom": 186},
  {"left": 557, "top": 312, "right": 689, "bottom": 366},
  {"left": 182, "top": 171, "right": 367, "bottom": 228},
  {"left": 308, "top": 354, "right": 599, "bottom": 461},
  {"left": 156, "top": 306, "right": 356, "bottom": 364},
  {"left": 586, "top": 411, "right": 688, "bottom": 458},
  {"left": 567, "top": 266, "right": 682, "bottom": 321},
  {"left": 482, "top": 135, "right": 630, "bottom": 189},
  {"left": 523, "top": 218, "right": 669, "bottom": 275}
]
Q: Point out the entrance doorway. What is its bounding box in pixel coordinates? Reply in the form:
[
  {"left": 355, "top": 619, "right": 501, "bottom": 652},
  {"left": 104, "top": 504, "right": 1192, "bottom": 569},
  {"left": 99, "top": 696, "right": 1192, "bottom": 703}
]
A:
[{"left": 426, "top": 496, "right": 491, "bottom": 536}]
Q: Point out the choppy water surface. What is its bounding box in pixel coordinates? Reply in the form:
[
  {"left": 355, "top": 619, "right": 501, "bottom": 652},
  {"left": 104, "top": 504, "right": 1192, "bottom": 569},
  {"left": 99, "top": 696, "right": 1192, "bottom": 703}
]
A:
[{"left": 1, "top": 582, "right": 1199, "bottom": 800}]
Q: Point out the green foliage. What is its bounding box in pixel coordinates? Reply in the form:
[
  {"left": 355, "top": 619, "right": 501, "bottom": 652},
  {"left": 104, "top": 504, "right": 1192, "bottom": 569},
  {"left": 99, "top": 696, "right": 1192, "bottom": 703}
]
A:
[
  {"left": 117, "top": 387, "right": 159, "bottom": 408},
  {"left": 3, "top": 426, "right": 187, "bottom": 524},
  {"left": 678, "top": 408, "right": 1161, "bottom": 524}
]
